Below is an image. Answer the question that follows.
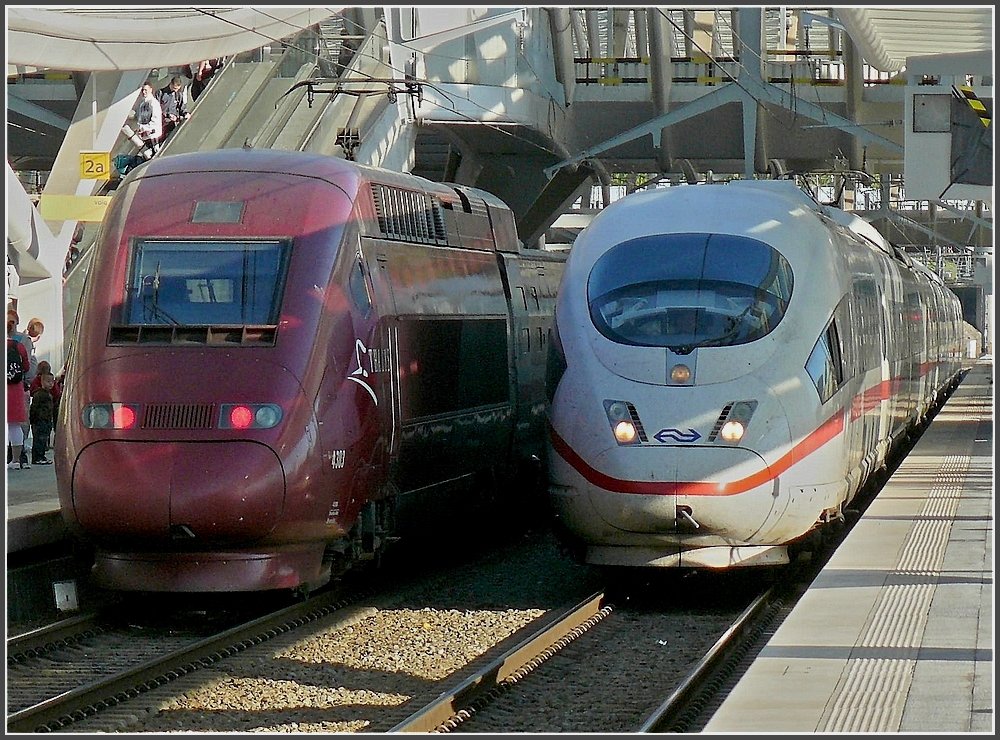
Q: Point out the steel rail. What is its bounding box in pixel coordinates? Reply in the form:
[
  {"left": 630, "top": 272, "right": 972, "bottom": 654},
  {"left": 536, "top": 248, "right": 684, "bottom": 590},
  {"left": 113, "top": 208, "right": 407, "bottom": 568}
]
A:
[
  {"left": 6, "top": 590, "right": 351, "bottom": 733},
  {"left": 389, "top": 591, "right": 611, "bottom": 733}
]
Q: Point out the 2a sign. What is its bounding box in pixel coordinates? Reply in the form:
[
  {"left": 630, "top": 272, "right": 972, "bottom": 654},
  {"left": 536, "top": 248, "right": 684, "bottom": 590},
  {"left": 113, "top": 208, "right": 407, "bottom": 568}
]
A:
[{"left": 80, "top": 151, "right": 111, "bottom": 179}]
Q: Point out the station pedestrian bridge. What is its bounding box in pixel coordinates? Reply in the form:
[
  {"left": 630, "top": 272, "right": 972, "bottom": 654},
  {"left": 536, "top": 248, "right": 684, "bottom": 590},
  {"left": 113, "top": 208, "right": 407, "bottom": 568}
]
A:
[{"left": 6, "top": 7, "right": 994, "bottom": 374}]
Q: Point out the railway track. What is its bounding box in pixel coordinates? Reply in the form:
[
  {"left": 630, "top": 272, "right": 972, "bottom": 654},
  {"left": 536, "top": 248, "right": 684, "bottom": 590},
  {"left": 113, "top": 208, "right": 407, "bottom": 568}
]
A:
[
  {"left": 1, "top": 571, "right": 799, "bottom": 734},
  {"left": 385, "top": 581, "right": 776, "bottom": 733},
  {"left": 8, "top": 612, "right": 107, "bottom": 661},
  {"left": 6, "top": 479, "right": 881, "bottom": 734},
  {"left": 394, "top": 472, "right": 891, "bottom": 734},
  {"left": 5, "top": 525, "right": 596, "bottom": 733},
  {"left": 386, "top": 554, "right": 835, "bottom": 733},
  {"left": 6, "top": 590, "right": 356, "bottom": 733},
  {"left": 390, "top": 592, "right": 615, "bottom": 732}
]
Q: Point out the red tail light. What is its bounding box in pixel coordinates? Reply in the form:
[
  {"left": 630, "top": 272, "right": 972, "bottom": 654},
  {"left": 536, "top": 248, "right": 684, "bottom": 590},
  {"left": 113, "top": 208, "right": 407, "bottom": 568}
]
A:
[
  {"left": 228, "top": 405, "right": 255, "bottom": 429},
  {"left": 218, "top": 403, "right": 283, "bottom": 429},
  {"left": 114, "top": 404, "right": 137, "bottom": 429}
]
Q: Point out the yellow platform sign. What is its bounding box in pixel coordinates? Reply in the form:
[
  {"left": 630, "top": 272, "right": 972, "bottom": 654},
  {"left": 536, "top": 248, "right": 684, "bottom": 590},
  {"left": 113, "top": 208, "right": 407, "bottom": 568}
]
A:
[
  {"left": 39, "top": 194, "right": 112, "bottom": 222},
  {"left": 80, "top": 151, "right": 111, "bottom": 180}
]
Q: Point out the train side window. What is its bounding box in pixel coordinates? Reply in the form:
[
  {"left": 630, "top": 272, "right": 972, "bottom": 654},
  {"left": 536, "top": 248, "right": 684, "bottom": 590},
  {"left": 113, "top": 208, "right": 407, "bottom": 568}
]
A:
[
  {"left": 530, "top": 286, "right": 540, "bottom": 311},
  {"left": 397, "top": 318, "right": 509, "bottom": 420},
  {"left": 834, "top": 298, "right": 855, "bottom": 376},
  {"left": 349, "top": 257, "right": 372, "bottom": 318},
  {"left": 828, "top": 320, "right": 845, "bottom": 384},
  {"left": 805, "top": 319, "right": 845, "bottom": 403},
  {"left": 851, "top": 279, "right": 880, "bottom": 372},
  {"left": 521, "top": 327, "right": 531, "bottom": 353},
  {"left": 517, "top": 286, "right": 528, "bottom": 311}
]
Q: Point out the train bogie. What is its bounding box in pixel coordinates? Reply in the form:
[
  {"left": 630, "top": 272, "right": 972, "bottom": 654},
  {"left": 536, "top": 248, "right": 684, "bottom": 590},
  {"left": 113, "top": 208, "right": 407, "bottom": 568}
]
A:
[
  {"left": 56, "top": 149, "right": 564, "bottom": 593},
  {"left": 545, "top": 180, "right": 965, "bottom": 570}
]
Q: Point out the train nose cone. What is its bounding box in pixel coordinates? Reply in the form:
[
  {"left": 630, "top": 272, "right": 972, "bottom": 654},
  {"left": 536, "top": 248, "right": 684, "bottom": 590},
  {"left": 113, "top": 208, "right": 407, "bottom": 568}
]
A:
[
  {"left": 69, "top": 441, "right": 284, "bottom": 543},
  {"left": 587, "top": 445, "right": 775, "bottom": 536}
]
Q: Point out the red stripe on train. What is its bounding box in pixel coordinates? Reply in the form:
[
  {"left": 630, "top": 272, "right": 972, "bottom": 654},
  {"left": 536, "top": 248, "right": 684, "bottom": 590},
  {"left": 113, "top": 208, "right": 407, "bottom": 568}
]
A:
[{"left": 549, "top": 411, "right": 845, "bottom": 497}]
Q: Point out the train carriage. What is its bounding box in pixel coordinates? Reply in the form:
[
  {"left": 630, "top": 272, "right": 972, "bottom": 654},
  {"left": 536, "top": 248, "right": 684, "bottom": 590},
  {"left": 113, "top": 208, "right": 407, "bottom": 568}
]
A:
[
  {"left": 55, "top": 148, "right": 564, "bottom": 593},
  {"left": 545, "top": 180, "right": 964, "bottom": 569}
]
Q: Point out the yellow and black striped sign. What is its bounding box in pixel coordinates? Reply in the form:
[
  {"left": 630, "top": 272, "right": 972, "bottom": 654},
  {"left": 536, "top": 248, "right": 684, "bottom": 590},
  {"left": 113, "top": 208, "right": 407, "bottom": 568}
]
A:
[{"left": 954, "top": 85, "right": 991, "bottom": 128}]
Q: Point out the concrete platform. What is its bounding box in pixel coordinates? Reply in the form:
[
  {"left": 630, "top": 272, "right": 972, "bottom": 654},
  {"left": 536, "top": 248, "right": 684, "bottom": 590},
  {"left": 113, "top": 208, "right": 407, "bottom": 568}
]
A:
[
  {"left": 705, "top": 357, "right": 993, "bottom": 733},
  {"left": 6, "top": 460, "right": 67, "bottom": 554}
]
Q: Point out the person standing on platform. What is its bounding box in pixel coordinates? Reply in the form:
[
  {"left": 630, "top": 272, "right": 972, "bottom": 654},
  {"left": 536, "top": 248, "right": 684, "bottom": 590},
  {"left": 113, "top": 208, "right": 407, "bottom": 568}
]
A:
[
  {"left": 26, "top": 317, "right": 44, "bottom": 354},
  {"left": 7, "top": 309, "right": 36, "bottom": 384},
  {"left": 7, "top": 315, "right": 31, "bottom": 470},
  {"left": 157, "top": 75, "right": 191, "bottom": 144},
  {"left": 29, "top": 370, "right": 56, "bottom": 466},
  {"left": 7, "top": 309, "right": 36, "bottom": 467},
  {"left": 28, "top": 370, "right": 56, "bottom": 465},
  {"left": 190, "top": 58, "right": 223, "bottom": 100},
  {"left": 133, "top": 82, "right": 163, "bottom": 159},
  {"left": 29, "top": 359, "right": 61, "bottom": 432}
]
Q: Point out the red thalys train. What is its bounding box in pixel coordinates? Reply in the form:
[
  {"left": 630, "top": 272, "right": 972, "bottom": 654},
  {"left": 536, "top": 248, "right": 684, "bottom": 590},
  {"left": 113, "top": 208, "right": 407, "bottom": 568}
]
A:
[{"left": 55, "top": 149, "right": 564, "bottom": 593}]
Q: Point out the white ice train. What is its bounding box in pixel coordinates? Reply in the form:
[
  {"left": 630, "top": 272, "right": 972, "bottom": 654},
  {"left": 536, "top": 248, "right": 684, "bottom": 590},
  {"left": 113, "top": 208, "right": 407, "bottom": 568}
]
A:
[{"left": 545, "top": 180, "right": 965, "bottom": 569}]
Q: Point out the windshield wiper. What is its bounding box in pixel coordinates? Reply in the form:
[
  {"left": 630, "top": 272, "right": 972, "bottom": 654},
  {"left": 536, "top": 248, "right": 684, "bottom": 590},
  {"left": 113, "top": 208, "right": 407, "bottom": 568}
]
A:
[
  {"left": 668, "top": 339, "right": 714, "bottom": 355},
  {"left": 141, "top": 262, "right": 180, "bottom": 325}
]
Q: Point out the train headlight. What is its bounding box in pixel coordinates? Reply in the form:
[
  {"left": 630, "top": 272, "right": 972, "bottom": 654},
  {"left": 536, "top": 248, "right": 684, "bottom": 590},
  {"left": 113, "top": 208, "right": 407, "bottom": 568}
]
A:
[
  {"left": 719, "top": 420, "right": 745, "bottom": 443},
  {"left": 669, "top": 363, "right": 692, "bottom": 384},
  {"left": 219, "top": 403, "right": 283, "bottom": 429},
  {"left": 82, "top": 403, "right": 139, "bottom": 429},
  {"left": 614, "top": 420, "right": 638, "bottom": 444},
  {"left": 604, "top": 399, "right": 645, "bottom": 445},
  {"left": 711, "top": 400, "right": 758, "bottom": 444}
]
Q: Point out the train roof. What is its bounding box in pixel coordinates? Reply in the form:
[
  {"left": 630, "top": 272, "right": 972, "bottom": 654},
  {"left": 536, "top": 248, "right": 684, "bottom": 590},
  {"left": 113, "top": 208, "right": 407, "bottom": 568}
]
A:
[
  {"left": 585, "top": 179, "right": 909, "bottom": 263},
  {"left": 134, "top": 148, "right": 358, "bottom": 182},
  {"left": 725, "top": 178, "right": 820, "bottom": 206},
  {"left": 123, "top": 148, "right": 524, "bottom": 253},
  {"left": 129, "top": 148, "right": 484, "bottom": 203},
  {"left": 579, "top": 179, "right": 826, "bottom": 244},
  {"left": 126, "top": 149, "right": 517, "bottom": 225},
  {"left": 709, "top": 181, "right": 909, "bottom": 263}
]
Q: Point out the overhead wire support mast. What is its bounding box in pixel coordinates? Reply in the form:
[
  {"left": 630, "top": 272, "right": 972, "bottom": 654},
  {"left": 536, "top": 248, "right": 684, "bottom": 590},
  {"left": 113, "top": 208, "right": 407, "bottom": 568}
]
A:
[{"left": 281, "top": 77, "right": 424, "bottom": 108}]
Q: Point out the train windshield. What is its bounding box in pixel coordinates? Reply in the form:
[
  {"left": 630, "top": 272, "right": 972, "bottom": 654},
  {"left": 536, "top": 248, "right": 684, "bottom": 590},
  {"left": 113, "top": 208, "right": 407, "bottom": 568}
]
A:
[
  {"left": 588, "top": 233, "right": 792, "bottom": 351},
  {"left": 124, "top": 239, "right": 288, "bottom": 326}
]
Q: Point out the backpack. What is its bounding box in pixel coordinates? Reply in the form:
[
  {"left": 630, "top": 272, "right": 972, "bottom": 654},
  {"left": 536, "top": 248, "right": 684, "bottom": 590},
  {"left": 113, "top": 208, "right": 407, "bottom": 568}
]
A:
[{"left": 7, "top": 340, "right": 25, "bottom": 385}]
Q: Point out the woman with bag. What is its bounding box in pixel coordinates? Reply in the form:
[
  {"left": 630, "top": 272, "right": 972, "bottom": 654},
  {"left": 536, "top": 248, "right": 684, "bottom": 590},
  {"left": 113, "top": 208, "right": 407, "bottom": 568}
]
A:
[{"left": 7, "top": 316, "right": 30, "bottom": 470}]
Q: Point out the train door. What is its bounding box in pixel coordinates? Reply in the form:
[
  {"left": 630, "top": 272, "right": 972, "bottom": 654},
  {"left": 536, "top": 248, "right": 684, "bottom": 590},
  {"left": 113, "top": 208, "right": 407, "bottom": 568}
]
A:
[
  {"left": 498, "top": 254, "right": 532, "bottom": 451},
  {"left": 852, "top": 276, "right": 883, "bottom": 480},
  {"left": 358, "top": 243, "right": 401, "bottom": 463},
  {"left": 499, "top": 253, "right": 564, "bottom": 476},
  {"left": 837, "top": 296, "right": 863, "bottom": 492},
  {"left": 868, "top": 280, "right": 890, "bottom": 468},
  {"left": 879, "top": 261, "right": 905, "bottom": 445}
]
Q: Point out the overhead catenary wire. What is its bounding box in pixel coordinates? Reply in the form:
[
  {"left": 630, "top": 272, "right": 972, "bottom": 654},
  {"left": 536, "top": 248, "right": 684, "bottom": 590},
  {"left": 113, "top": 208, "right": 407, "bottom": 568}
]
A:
[{"left": 190, "top": 7, "right": 569, "bottom": 160}]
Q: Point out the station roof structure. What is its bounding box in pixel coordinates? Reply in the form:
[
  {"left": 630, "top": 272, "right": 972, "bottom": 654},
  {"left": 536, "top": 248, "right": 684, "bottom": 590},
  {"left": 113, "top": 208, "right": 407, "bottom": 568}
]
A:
[{"left": 6, "top": 6, "right": 993, "bottom": 75}]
